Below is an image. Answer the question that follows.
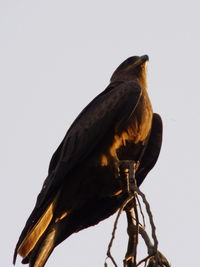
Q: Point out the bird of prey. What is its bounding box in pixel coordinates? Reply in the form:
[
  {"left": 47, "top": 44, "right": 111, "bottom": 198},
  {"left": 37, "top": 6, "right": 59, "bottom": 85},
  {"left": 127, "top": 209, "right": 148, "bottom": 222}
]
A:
[{"left": 13, "top": 55, "right": 162, "bottom": 267}]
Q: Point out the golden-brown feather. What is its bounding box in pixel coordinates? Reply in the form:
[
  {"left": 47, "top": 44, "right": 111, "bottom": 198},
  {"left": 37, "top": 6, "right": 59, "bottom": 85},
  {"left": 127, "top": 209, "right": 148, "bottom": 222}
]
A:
[
  {"left": 17, "top": 201, "right": 55, "bottom": 258},
  {"left": 33, "top": 228, "right": 56, "bottom": 267}
]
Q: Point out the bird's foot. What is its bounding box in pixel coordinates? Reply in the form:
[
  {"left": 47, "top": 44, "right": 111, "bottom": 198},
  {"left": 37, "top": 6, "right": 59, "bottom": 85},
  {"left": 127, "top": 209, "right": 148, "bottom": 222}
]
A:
[{"left": 116, "top": 160, "right": 138, "bottom": 197}]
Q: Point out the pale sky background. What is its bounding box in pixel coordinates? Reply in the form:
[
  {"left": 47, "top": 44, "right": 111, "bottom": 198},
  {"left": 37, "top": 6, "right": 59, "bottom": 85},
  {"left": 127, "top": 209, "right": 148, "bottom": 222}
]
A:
[{"left": 1, "top": 1, "right": 200, "bottom": 266}]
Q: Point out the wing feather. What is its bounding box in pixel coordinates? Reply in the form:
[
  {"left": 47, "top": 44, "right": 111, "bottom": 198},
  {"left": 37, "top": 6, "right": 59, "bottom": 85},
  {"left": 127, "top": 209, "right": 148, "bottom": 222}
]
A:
[
  {"left": 136, "top": 113, "right": 163, "bottom": 185},
  {"left": 39, "top": 81, "right": 142, "bottom": 205}
]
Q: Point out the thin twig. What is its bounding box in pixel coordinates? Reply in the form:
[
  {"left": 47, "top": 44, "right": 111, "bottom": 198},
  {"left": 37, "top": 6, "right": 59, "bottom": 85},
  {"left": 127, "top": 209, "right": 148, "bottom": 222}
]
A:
[
  {"left": 135, "top": 194, "right": 146, "bottom": 228},
  {"left": 131, "top": 184, "right": 158, "bottom": 252},
  {"left": 132, "top": 198, "right": 139, "bottom": 266},
  {"left": 136, "top": 255, "right": 152, "bottom": 266},
  {"left": 139, "top": 225, "right": 154, "bottom": 255},
  {"left": 106, "top": 195, "right": 134, "bottom": 267},
  {"left": 131, "top": 163, "right": 139, "bottom": 266}
]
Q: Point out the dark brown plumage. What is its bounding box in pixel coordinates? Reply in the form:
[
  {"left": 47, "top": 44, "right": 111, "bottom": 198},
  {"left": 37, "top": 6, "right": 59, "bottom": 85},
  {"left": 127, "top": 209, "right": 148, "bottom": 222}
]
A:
[{"left": 13, "top": 55, "right": 162, "bottom": 267}]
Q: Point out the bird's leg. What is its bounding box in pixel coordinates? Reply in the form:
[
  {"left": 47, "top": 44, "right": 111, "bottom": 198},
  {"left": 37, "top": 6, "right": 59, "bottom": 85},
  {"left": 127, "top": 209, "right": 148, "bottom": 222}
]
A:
[
  {"left": 118, "top": 160, "right": 139, "bottom": 267},
  {"left": 118, "top": 160, "right": 133, "bottom": 196}
]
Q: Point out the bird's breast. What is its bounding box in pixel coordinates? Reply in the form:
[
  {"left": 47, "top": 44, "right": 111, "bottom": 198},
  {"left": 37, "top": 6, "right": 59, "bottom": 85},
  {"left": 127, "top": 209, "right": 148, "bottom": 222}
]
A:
[{"left": 100, "top": 89, "right": 153, "bottom": 165}]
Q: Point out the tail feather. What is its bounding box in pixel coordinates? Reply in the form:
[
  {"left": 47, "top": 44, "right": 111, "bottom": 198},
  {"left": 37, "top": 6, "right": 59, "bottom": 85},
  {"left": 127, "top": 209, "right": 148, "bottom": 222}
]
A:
[
  {"left": 17, "top": 201, "right": 54, "bottom": 259},
  {"left": 29, "top": 227, "right": 56, "bottom": 267}
]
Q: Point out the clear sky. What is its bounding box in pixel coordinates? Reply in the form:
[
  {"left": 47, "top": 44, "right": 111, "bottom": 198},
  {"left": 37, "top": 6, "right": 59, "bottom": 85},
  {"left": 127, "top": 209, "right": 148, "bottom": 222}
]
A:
[{"left": 1, "top": 1, "right": 200, "bottom": 266}]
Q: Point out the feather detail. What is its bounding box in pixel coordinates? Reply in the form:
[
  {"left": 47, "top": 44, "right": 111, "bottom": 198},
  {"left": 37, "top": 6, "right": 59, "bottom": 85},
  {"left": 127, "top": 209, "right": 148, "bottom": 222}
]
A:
[
  {"left": 17, "top": 201, "right": 55, "bottom": 258},
  {"left": 33, "top": 228, "right": 56, "bottom": 267}
]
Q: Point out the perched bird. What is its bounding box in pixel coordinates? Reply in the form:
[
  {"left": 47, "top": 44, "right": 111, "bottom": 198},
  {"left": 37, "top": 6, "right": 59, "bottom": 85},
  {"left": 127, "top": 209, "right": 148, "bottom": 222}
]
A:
[{"left": 13, "top": 55, "right": 162, "bottom": 267}]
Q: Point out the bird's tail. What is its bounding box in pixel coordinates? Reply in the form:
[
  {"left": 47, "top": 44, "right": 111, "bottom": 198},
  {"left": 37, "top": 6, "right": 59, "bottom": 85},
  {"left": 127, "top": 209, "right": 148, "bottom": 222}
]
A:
[
  {"left": 24, "top": 226, "right": 57, "bottom": 267},
  {"left": 14, "top": 196, "right": 59, "bottom": 267}
]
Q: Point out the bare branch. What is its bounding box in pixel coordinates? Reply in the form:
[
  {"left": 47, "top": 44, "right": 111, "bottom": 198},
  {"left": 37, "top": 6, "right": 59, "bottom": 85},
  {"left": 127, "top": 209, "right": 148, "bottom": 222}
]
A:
[
  {"left": 134, "top": 186, "right": 158, "bottom": 252},
  {"left": 105, "top": 195, "right": 134, "bottom": 267},
  {"left": 105, "top": 160, "right": 170, "bottom": 267},
  {"left": 136, "top": 194, "right": 146, "bottom": 228}
]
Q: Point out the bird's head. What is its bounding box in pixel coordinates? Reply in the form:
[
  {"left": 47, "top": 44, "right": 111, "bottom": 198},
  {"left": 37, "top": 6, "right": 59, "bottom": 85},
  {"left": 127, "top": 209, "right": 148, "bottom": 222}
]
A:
[{"left": 110, "top": 55, "right": 149, "bottom": 89}]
